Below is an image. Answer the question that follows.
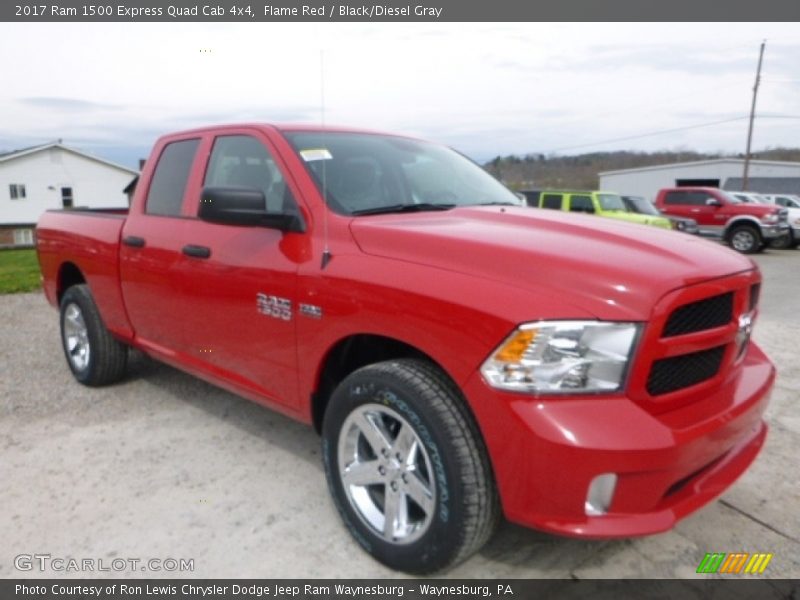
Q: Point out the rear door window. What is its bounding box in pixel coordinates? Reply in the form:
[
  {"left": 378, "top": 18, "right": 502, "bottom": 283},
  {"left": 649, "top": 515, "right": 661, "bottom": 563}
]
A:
[
  {"left": 146, "top": 139, "right": 200, "bottom": 216},
  {"left": 664, "top": 191, "right": 708, "bottom": 206},
  {"left": 521, "top": 190, "right": 540, "bottom": 206}
]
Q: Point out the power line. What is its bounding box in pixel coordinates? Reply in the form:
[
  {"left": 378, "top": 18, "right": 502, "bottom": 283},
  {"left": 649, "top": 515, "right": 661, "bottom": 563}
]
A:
[
  {"left": 547, "top": 116, "right": 749, "bottom": 154},
  {"left": 545, "top": 114, "right": 800, "bottom": 155}
]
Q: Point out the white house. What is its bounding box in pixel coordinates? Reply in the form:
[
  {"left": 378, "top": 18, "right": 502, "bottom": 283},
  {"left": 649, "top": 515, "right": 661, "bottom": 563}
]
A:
[
  {"left": 598, "top": 158, "right": 800, "bottom": 204},
  {"left": 0, "top": 142, "right": 139, "bottom": 247}
]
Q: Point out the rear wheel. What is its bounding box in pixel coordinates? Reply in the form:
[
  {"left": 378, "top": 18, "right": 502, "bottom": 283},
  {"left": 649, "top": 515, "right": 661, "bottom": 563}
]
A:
[
  {"left": 321, "top": 359, "right": 499, "bottom": 574},
  {"left": 728, "top": 225, "right": 762, "bottom": 254},
  {"left": 60, "top": 284, "right": 128, "bottom": 386}
]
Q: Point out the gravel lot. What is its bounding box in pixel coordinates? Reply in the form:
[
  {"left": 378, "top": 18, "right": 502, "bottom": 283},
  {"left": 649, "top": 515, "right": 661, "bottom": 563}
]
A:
[{"left": 1, "top": 249, "right": 798, "bottom": 579}]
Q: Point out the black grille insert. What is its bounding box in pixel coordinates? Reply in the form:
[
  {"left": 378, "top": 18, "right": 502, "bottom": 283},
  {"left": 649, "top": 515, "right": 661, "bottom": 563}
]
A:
[
  {"left": 662, "top": 292, "right": 733, "bottom": 337},
  {"left": 647, "top": 345, "right": 726, "bottom": 396}
]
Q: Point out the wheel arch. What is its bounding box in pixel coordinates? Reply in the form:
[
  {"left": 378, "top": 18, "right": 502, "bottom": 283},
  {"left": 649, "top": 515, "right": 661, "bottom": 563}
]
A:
[
  {"left": 311, "top": 333, "right": 464, "bottom": 434},
  {"left": 723, "top": 216, "right": 763, "bottom": 240},
  {"left": 56, "top": 261, "right": 86, "bottom": 303}
]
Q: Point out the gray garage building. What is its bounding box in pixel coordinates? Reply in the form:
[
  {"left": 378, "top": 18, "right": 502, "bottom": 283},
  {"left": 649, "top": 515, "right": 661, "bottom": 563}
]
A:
[{"left": 599, "top": 158, "right": 800, "bottom": 203}]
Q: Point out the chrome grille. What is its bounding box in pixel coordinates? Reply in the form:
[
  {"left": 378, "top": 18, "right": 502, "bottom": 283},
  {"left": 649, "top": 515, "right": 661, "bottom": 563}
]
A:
[{"left": 749, "top": 283, "right": 761, "bottom": 312}]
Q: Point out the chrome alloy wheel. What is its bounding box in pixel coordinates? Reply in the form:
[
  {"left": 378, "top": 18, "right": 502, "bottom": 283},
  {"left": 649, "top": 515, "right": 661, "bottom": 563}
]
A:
[
  {"left": 63, "top": 302, "right": 90, "bottom": 371},
  {"left": 337, "top": 403, "right": 436, "bottom": 544},
  {"left": 731, "top": 229, "right": 757, "bottom": 252}
]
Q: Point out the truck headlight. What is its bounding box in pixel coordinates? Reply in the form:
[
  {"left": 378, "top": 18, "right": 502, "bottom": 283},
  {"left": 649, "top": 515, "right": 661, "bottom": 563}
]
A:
[
  {"left": 761, "top": 212, "right": 779, "bottom": 224},
  {"left": 480, "top": 321, "right": 640, "bottom": 394}
]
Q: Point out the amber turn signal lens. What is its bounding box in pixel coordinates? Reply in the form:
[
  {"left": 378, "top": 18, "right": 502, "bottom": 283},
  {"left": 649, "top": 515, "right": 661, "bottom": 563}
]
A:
[{"left": 494, "top": 329, "right": 535, "bottom": 362}]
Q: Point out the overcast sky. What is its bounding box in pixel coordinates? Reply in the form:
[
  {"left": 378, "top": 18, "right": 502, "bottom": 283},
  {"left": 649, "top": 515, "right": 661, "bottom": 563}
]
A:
[{"left": 1, "top": 22, "right": 798, "bottom": 168}]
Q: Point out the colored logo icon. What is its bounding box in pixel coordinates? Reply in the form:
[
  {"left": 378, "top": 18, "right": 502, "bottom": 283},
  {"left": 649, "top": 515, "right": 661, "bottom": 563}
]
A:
[{"left": 696, "top": 552, "right": 773, "bottom": 574}]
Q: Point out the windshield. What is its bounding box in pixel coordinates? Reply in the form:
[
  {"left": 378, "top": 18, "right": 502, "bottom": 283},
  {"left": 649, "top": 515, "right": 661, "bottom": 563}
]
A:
[
  {"left": 283, "top": 132, "right": 521, "bottom": 215},
  {"left": 783, "top": 196, "right": 800, "bottom": 208},
  {"left": 733, "top": 193, "right": 758, "bottom": 203},
  {"left": 717, "top": 190, "right": 743, "bottom": 204},
  {"left": 597, "top": 193, "right": 626, "bottom": 211},
  {"left": 625, "top": 196, "right": 660, "bottom": 215}
]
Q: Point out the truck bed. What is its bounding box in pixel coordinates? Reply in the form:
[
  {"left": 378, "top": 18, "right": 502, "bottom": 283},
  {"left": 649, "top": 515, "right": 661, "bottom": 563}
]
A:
[{"left": 36, "top": 209, "right": 134, "bottom": 340}]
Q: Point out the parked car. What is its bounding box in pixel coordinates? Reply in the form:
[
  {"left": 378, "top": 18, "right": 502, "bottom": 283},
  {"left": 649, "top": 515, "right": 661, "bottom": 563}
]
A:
[
  {"left": 522, "top": 189, "right": 673, "bottom": 230},
  {"left": 37, "top": 124, "right": 774, "bottom": 573},
  {"left": 730, "top": 192, "right": 799, "bottom": 249},
  {"left": 621, "top": 195, "right": 699, "bottom": 234},
  {"left": 655, "top": 187, "right": 790, "bottom": 254},
  {"left": 730, "top": 192, "right": 766, "bottom": 204},
  {"left": 762, "top": 194, "right": 800, "bottom": 209}
]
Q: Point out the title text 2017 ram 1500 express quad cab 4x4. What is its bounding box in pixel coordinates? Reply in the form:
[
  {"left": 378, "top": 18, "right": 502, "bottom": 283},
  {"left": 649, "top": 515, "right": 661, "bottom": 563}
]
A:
[{"left": 37, "top": 124, "right": 775, "bottom": 573}]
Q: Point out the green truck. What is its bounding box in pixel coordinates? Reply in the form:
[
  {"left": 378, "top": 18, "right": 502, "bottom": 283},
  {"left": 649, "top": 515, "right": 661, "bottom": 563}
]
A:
[{"left": 520, "top": 190, "right": 673, "bottom": 230}]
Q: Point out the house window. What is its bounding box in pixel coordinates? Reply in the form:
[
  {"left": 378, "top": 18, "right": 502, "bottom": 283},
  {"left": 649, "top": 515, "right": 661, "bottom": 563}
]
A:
[
  {"left": 13, "top": 229, "right": 34, "bottom": 246},
  {"left": 61, "top": 187, "right": 74, "bottom": 208},
  {"left": 9, "top": 184, "right": 26, "bottom": 199}
]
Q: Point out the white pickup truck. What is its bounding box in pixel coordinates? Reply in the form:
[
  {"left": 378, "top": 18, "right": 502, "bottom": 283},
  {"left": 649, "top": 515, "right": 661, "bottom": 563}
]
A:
[{"left": 730, "top": 192, "right": 800, "bottom": 249}]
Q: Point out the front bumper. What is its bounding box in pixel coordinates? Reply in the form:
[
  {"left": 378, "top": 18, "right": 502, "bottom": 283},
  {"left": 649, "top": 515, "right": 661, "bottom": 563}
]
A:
[
  {"left": 670, "top": 218, "right": 699, "bottom": 235},
  {"left": 761, "top": 223, "right": 790, "bottom": 239},
  {"left": 463, "top": 342, "right": 774, "bottom": 538}
]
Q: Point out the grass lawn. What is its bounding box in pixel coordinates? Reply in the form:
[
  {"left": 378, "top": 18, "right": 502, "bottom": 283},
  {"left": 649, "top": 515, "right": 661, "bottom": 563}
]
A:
[{"left": 0, "top": 248, "right": 41, "bottom": 293}]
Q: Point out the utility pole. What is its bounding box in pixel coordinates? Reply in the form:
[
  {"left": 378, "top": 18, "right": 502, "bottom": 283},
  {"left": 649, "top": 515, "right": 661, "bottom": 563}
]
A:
[{"left": 742, "top": 40, "right": 765, "bottom": 191}]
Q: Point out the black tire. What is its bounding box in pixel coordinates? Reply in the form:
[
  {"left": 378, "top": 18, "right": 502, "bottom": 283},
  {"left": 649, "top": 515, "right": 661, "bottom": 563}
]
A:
[
  {"left": 769, "top": 231, "right": 794, "bottom": 250},
  {"left": 727, "top": 225, "right": 762, "bottom": 254},
  {"left": 59, "top": 284, "right": 128, "bottom": 386},
  {"left": 321, "top": 359, "right": 499, "bottom": 574}
]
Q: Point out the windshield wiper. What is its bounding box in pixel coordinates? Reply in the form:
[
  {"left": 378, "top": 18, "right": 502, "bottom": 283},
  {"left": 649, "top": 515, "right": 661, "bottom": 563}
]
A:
[
  {"left": 477, "top": 201, "right": 519, "bottom": 206},
  {"left": 351, "top": 203, "right": 456, "bottom": 216}
]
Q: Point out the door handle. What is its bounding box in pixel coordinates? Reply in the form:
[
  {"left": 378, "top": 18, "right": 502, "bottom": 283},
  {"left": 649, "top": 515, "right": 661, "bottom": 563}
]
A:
[
  {"left": 122, "top": 236, "right": 146, "bottom": 248},
  {"left": 182, "top": 244, "right": 211, "bottom": 259}
]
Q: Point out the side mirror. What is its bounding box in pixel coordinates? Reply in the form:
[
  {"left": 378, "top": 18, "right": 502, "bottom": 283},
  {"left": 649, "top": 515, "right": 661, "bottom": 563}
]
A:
[
  {"left": 199, "top": 186, "right": 304, "bottom": 232},
  {"left": 705, "top": 197, "right": 722, "bottom": 207}
]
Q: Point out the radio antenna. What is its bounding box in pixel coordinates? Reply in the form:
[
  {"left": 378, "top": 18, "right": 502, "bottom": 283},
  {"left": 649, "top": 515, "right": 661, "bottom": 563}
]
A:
[{"left": 320, "top": 49, "right": 332, "bottom": 270}]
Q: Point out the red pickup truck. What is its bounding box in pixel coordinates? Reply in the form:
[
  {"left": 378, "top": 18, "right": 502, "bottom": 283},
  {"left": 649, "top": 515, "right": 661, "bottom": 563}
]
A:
[
  {"left": 655, "top": 186, "right": 790, "bottom": 254},
  {"left": 37, "top": 124, "right": 775, "bottom": 573}
]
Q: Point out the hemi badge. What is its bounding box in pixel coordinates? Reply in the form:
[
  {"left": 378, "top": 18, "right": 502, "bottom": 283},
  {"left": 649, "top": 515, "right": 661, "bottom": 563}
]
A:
[{"left": 299, "top": 304, "right": 323, "bottom": 319}]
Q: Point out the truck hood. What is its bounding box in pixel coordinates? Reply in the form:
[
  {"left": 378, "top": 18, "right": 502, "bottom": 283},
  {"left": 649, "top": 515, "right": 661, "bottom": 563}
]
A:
[{"left": 349, "top": 206, "right": 755, "bottom": 321}]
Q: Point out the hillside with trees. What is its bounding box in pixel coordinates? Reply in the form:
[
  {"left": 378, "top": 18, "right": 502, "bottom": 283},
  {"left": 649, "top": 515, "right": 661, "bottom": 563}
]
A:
[{"left": 484, "top": 147, "right": 800, "bottom": 190}]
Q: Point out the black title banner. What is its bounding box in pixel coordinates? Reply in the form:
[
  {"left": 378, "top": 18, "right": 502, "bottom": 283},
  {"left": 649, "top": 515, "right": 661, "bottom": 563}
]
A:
[
  {"left": 4, "top": 0, "right": 800, "bottom": 22},
  {"left": 5, "top": 579, "right": 800, "bottom": 600}
]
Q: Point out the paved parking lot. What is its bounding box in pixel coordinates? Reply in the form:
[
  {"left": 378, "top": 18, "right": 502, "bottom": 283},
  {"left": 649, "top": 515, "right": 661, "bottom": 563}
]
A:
[{"left": 1, "top": 249, "right": 798, "bottom": 579}]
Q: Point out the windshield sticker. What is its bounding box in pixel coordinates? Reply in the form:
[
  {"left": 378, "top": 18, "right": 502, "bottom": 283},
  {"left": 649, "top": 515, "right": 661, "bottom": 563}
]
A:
[{"left": 300, "top": 148, "right": 333, "bottom": 162}]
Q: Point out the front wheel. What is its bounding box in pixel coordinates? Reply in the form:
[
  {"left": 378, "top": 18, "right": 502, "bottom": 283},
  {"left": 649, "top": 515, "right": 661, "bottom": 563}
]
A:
[
  {"left": 60, "top": 284, "right": 128, "bottom": 386},
  {"left": 728, "top": 225, "right": 762, "bottom": 254},
  {"left": 321, "top": 359, "right": 499, "bottom": 574}
]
